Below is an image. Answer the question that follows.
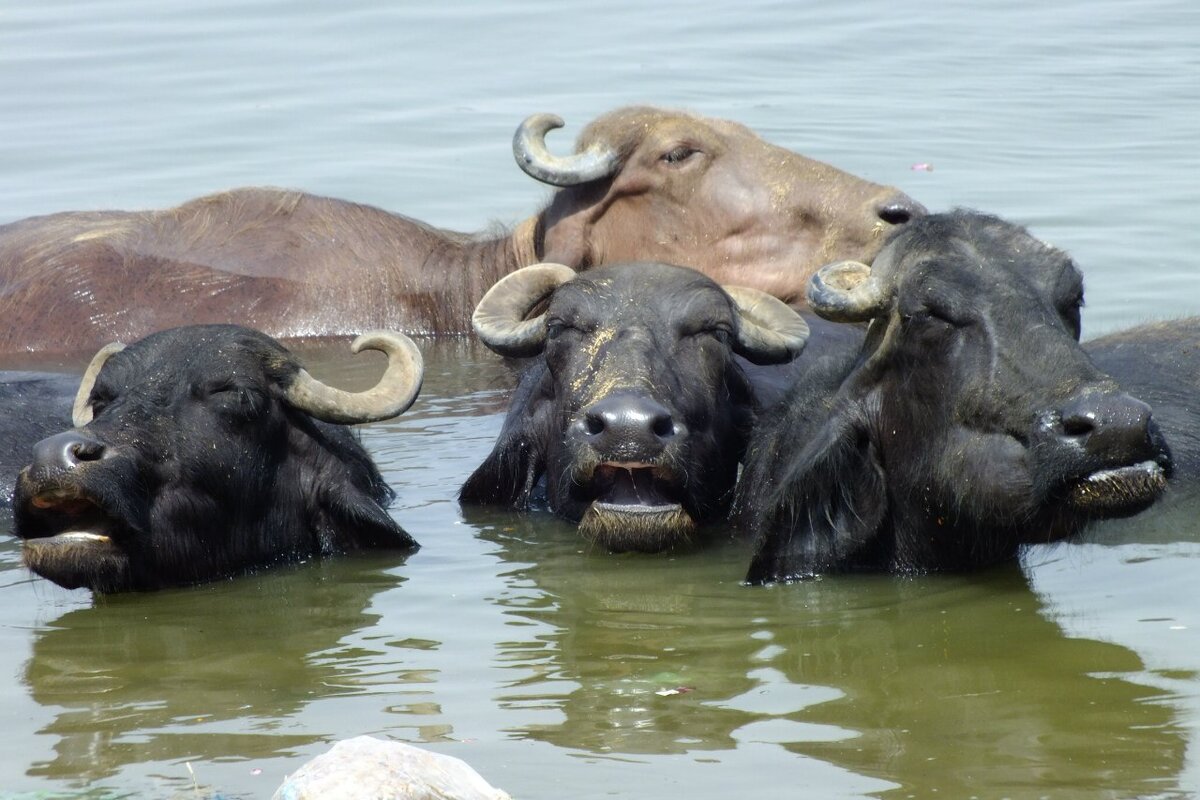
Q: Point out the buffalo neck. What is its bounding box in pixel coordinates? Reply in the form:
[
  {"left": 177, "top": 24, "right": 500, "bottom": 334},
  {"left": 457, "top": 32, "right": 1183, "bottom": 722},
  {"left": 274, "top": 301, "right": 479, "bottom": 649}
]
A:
[{"left": 403, "top": 215, "right": 540, "bottom": 333}]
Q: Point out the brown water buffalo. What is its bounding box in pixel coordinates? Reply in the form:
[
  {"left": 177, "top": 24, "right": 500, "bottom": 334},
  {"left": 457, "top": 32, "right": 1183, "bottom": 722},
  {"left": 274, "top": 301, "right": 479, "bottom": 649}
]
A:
[{"left": 0, "top": 106, "right": 922, "bottom": 356}]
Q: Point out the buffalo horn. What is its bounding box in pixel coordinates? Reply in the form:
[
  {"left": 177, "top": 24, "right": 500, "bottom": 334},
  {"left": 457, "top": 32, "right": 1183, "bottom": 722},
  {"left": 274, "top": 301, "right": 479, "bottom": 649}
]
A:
[
  {"left": 284, "top": 331, "right": 423, "bottom": 425},
  {"left": 723, "top": 286, "right": 810, "bottom": 365},
  {"left": 513, "top": 113, "right": 620, "bottom": 187},
  {"left": 472, "top": 263, "right": 577, "bottom": 358},
  {"left": 807, "top": 260, "right": 890, "bottom": 322},
  {"left": 72, "top": 342, "right": 125, "bottom": 427}
]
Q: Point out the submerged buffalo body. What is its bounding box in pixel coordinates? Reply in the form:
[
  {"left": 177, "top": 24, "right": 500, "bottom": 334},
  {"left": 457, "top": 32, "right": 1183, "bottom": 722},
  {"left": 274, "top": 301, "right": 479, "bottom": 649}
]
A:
[
  {"left": 738, "top": 211, "right": 1171, "bottom": 582},
  {"left": 0, "top": 372, "right": 76, "bottom": 505},
  {"left": 0, "top": 107, "right": 922, "bottom": 355},
  {"left": 460, "top": 262, "right": 809, "bottom": 552},
  {"left": 12, "top": 325, "right": 423, "bottom": 592}
]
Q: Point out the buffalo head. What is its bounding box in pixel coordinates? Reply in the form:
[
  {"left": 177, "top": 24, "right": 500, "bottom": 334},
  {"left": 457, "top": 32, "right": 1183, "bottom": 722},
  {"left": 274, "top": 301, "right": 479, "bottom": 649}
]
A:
[
  {"left": 13, "top": 324, "right": 423, "bottom": 592},
  {"left": 516, "top": 107, "right": 925, "bottom": 304},
  {"left": 738, "top": 211, "right": 1171, "bottom": 581},
  {"left": 461, "top": 261, "right": 808, "bottom": 552}
]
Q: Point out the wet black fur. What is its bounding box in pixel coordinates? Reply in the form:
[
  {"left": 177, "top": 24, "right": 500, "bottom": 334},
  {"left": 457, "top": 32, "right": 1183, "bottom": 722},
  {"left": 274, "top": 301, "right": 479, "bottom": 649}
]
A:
[
  {"left": 737, "top": 211, "right": 1171, "bottom": 582},
  {"left": 13, "top": 324, "right": 415, "bottom": 592},
  {"left": 460, "top": 263, "right": 765, "bottom": 541},
  {"left": 0, "top": 372, "right": 75, "bottom": 505}
]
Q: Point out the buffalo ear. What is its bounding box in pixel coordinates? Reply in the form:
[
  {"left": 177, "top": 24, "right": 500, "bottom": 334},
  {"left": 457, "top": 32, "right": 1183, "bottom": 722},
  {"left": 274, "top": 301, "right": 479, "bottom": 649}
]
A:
[
  {"left": 314, "top": 486, "right": 419, "bottom": 553},
  {"left": 290, "top": 422, "right": 418, "bottom": 554},
  {"left": 539, "top": 184, "right": 607, "bottom": 268},
  {"left": 739, "top": 399, "right": 888, "bottom": 583},
  {"left": 459, "top": 366, "right": 551, "bottom": 509}
]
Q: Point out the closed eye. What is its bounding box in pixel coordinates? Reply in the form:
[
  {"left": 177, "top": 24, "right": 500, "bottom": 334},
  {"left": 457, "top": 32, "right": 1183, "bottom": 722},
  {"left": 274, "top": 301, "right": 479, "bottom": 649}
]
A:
[
  {"left": 661, "top": 145, "right": 700, "bottom": 165},
  {"left": 87, "top": 392, "right": 114, "bottom": 417}
]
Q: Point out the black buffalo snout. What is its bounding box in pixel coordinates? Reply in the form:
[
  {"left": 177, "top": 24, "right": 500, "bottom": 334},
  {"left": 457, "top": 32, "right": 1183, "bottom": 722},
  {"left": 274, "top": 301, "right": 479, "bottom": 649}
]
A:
[
  {"left": 30, "top": 431, "right": 108, "bottom": 475},
  {"left": 577, "top": 394, "right": 680, "bottom": 459},
  {"left": 876, "top": 192, "right": 926, "bottom": 226},
  {"left": 1055, "top": 391, "right": 1155, "bottom": 463}
]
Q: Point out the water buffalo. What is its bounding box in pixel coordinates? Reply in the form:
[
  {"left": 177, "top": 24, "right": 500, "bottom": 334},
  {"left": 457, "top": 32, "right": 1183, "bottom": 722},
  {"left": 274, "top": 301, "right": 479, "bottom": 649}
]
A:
[
  {"left": 0, "top": 107, "right": 922, "bottom": 355},
  {"left": 460, "top": 261, "right": 809, "bottom": 552},
  {"left": 737, "top": 211, "right": 1172, "bottom": 582},
  {"left": 12, "top": 324, "right": 423, "bottom": 592}
]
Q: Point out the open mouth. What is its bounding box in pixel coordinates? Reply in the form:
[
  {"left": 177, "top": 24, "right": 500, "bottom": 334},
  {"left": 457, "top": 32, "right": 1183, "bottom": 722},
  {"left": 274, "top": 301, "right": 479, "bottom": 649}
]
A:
[
  {"left": 578, "top": 463, "right": 695, "bottom": 552},
  {"left": 588, "top": 462, "right": 684, "bottom": 513},
  {"left": 16, "top": 484, "right": 129, "bottom": 590},
  {"left": 1066, "top": 460, "right": 1168, "bottom": 516}
]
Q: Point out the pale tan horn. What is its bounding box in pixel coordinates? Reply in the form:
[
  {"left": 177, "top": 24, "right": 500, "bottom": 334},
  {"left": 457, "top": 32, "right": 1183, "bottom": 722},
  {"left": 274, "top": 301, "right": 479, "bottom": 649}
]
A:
[
  {"left": 723, "top": 286, "right": 810, "bottom": 365},
  {"left": 806, "top": 260, "right": 890, "bottom": 322},
  {"left": 513, "top": 113, "right": 620, "bottom": 187},
  {"left": 284, "top": 331, "right": 423, "bottom": 424},
  {"left": 472, "top": 263, "right": 578, "bottom": 357},
  {"left": 72, "top": 342, "right": 125, "bottom": 427}
]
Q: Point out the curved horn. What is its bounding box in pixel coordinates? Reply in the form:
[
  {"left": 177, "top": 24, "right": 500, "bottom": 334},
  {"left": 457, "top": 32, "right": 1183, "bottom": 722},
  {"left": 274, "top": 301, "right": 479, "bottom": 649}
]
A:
[
  {"left": 513, "top": 113, "right": 620, "bottom": 187},
  {"left": 723, "top": 286, "right": 810, "bottom": 365},
  {"left": 473, "top": 263, "right": 578, "bottom": 358},
  {"left": 284, "top": 331, "right": 423, "bottom": 425},
  {"left": 807, "top": 260, "right": 890, "bottom": 322},
  {"left": 72, "top": 342, "right": 124, "bottom": 427}
]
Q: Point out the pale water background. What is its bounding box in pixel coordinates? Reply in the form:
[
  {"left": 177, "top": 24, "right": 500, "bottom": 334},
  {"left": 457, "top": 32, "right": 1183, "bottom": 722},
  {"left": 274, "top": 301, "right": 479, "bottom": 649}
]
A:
[{"left": 1, "top": 1, "right": 1199, "bottom": 797}]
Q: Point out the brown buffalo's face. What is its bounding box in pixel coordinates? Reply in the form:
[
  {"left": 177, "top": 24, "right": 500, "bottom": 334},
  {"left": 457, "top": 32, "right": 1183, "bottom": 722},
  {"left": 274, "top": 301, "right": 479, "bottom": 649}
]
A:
[{"left": 525, "top": 107, "right": 924, "bottom": 305}]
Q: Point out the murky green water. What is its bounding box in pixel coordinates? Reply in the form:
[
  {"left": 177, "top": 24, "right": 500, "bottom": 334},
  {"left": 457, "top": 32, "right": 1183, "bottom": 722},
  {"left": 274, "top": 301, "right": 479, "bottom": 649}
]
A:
[
  {"left": 2, "top": 341, "right": 1197, "bottom": 799},
  {"left": 1, "top": 1, "right": 1198, "bottom": 797}
]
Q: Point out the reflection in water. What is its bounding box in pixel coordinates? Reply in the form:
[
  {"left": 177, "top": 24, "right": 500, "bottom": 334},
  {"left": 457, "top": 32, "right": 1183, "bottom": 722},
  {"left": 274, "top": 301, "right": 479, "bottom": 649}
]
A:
[
  {"left": 478, "top": 512, "right": 770, "bottom": 756},
  {"left": 22, "top": 555, "right": 429, "bottom": 787},
  {"left": 477, "top": 514, "right": 1186, "bottom": 798}
]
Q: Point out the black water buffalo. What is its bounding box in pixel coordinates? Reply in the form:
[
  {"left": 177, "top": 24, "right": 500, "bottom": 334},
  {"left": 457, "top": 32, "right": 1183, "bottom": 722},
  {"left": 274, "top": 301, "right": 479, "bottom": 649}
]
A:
[
  {"left": 12, "top": 324, "right": 423, "bottom": 592},
  {"left": 459, "top": 261, "right": 809, "bottom": 552},
  {"left": 737, "top": 211, "right": 1171, "bottom": 582},
  {"left": 0, "top": 107, "right": 922, "bottom": 355}
]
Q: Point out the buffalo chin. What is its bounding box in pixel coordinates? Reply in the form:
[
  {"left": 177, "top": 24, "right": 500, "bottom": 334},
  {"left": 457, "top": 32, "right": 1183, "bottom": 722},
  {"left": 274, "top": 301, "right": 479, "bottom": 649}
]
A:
[
  {"left": 22, "top": 533, "right": 132, "bottom": 592},
  {"left": 579, "top": 502, "right": 696, "bottom": 552},
  {"left": 576, "top": 463, "right": 696, "bottom": 552},
  {"left": 1065, "top": 460, "right": 1168, "bottom": 517}
]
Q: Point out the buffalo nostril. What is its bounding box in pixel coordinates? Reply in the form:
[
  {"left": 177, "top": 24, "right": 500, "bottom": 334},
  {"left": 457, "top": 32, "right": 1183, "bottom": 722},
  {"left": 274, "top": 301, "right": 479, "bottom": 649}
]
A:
[
  {"left": 584, "top": 413, "right": 606, "bottom": 436},
  {"left": 876, "top": 195, "right": 925, "bottom": 226},
  {"left": 71, "top": 440, "right": 106, "bottom": 462},
  {"left": 1061, "top": 414, "right": 1096, "bottom": 438},
  {"left": 651, "top": 413, "right": 675, "bottom": 439},
  {"left": 578, "top": 394, "right": 677, "bottom": 456},
  {"left": 31, "top": 430, "right": 108, "bottom": 474},
  {"left": 1055, "top": 391, "right": 1155, "bottom": 461}
]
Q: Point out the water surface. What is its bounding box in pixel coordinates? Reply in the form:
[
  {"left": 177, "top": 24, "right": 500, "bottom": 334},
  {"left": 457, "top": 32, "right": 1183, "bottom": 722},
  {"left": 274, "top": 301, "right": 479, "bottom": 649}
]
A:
[{"left": 1, "top": 1, "right": 1198, "bottom": 797}]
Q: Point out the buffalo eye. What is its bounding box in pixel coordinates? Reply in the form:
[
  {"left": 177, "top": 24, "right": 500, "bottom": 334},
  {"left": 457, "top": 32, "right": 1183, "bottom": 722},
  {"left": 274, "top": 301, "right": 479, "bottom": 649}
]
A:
[
  {"left": 205, "top": 381, "right": 267, "bottom": 419},
  {"left": 681, "top": 322, "right": 732, "bottom": 345},
  {"left": 1060, "top": 293, "right": 1084, "bottom": 337},
  {"left": 709, "top": 326, "right": 732, "bottom": 345},
  {"left": 87, "top": 391, "right": 114, "bottom": 418},
  {"left": 912, "top": 298, "right": 964, "bottom": 328},
  {"left": 661, "top": 145, "right": 700, "bottom": 165},
  {"left": 546, "top": 320, "right": 566, "bottom": 340}
]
